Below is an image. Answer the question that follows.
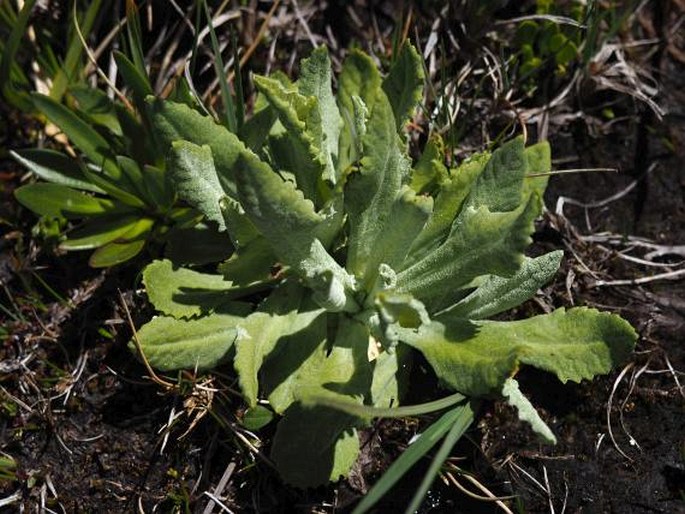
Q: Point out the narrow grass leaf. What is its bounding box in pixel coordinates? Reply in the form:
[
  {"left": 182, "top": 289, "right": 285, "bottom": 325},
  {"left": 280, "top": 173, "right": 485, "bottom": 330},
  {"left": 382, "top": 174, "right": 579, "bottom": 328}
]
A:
[
  {"left": 404, "top": 401, "right": 475, "bottom": 514},
  {"left": 351, "top": 404, "right": 468, "bottom": 514}
]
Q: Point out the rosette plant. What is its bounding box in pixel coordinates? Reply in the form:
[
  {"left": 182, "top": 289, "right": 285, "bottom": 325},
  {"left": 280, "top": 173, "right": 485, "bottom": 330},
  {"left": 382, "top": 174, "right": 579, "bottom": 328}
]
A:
[{"left": 133, "top": 43, "right": 636, "bottom": 490}]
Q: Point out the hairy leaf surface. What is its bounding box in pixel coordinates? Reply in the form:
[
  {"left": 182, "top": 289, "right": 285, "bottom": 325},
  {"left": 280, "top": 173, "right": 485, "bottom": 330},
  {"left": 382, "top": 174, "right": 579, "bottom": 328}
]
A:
[
  {"left": 400, "top": 307, "right": 637, "bottom": 396},
  {"left": 133, "top": 308, "right": 251, "bottom": 371}
]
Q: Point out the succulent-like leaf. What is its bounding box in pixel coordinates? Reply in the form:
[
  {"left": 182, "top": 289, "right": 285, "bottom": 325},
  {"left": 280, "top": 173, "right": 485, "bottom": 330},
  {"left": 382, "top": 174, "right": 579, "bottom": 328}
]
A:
[
  {"left": 133, "top": 307, "right": 251, "bottom": 371},
  {"left": 14, "top": 183, "right": 124, "bottom": 219},
  {"left": 11, "top": 149, "right": 105, "bottom": 193},
  {"left": 146, "top": 97, "right": 247, "bottom": 197},
  {"left": 438, "top": 251, "right": 563, "bottom": 320},
  {"left": 143, "top": 259, "right": 255, "bottom": 319},
  {"left": 89, "top": 239, "right": 145, "bottom": 267},
  {"left": 168, "top": 141, "right": 227, "bottom": 231},
  {"left": 502, "top": 378, "right": 556, "bottom": 444},
  {"left": 60, "top": 216, "right": 152, "bottom": 250},
  {"left": 382, "top": 41, "right": 425, "bottom": 130},
  {"left": 399, "top": 307, "right": 637, "bottom": 396}
]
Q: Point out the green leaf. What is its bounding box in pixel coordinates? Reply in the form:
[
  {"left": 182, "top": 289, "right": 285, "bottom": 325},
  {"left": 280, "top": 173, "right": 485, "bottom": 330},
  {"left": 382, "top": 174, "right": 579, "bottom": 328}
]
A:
[
  {"left": 382, "top": 41, "right": 425, "bottom": 130},
  {"left": 361, "top": 186, "right": 433, "bottom": 280},
  {"left": 253, "top": 74, "right": 327, "bottom": 203},
  {"left": 116, "top": 155, "right": 152, "bottom": 203},
  {"left": 409, "top": 134, "right": 448, "bottom": 194},
  {"left": 14, "top": 183, "right": 123, "bottom": 219},
  {"left": 133, "top": 308, "right": 251, "bottom": 371},
  {"left": 146, "top": 97, "right": 248, "bottom": 197},
  {"left": 242, "top": 405, "right": 274, "bottom": 430},
  {"left": 264, "top": 315, "right": 372, "bottom": 414},
  {"left": 167, "top": 141, "right": 227, "bottom": 231},
  {"left": 271, "top": 403, "right": 359, "bottom": 488},
  {"left": 113, "top": 51, "right": 153, "bottom": 114},
  {"left": 11, "top": 149, "right": 93, "bottom": 192},
  {"left": 399, "top": 307, "right": 638, "bottom": 396},
  {"left": 502, "top": 378, "right": 556, "bottom": 444},
  {"left": 404, "top": 152, "right": 488, "bottom": 267},
  {"left": 236, "top": 151, "right": 356, "bottom": 312},
  {"left": 60, "top": 216, "right": 153, "bottom": 250},
  {"left": 298, "top": 46, "right": 342, "bottom": 172},
  {"left": 69, "top": 85, "right": 123, "bottom": 135},
  {"left": 523, "top": 141, "right": 551, "bottom": 199},
  {"left": 404, "top": 401, "right": 474, "bottom": 514},
  {"left": 337, "top": 50, "right": 381, "bottom": 173},
  {"left": 345, "top": 89, "right": 409, "bottom": 288},
  {"left": 31, "top": 94, "right": 119, "bottom": 178},
  {"left": 234, "top": 282, "right": 311, "bottom": 406},
  {"left": 397, "top": 196, "right": 541, "bottom": 307},
  {"left": 370, "top": 345, "right": 410, "bottom": 409},
  {"left": 89, "top": 239, "right": 145, "bottom": 267},
  {"left": 218, "top": 236, "right": 276, "bottom": 286},
  {"left": 78, "top": 163, "right": 146, "bottom": 209},
  {"left": 143, "top": 259, "right": 254, "bottom": 319},
  {"left": 351, "top": 402, "right": 472, "bottom": 514},
  {"left": 466, "top": 136, "right": 527, "bottom": 213},
  {"left": 164, "top": 224, "right": 233, "bottom": 266},
  {"left": 438, "top": 251, "right": 563, "bottom": 320},
  {"left": 0, "top": 0, "right": 37, "bottom": 111}
]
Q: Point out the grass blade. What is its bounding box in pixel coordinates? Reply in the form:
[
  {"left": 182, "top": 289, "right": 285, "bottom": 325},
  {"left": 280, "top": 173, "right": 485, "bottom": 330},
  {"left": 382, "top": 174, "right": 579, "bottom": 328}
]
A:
[
  {"left": 0, "top": 0, "right": 36, "bottom": 111},
  {"left": 202, "top": 0, "right": 237, "bottom": 132},
  {"left": 50, "top": 0, "right": 102, "bottom": 101},
  {"left": 404, "top": 401, "right": 475, "bottom": 514},
  {"left": 301, "top": 392, "right": 466, "bottom": 419},
  {"left": 352, "top": 401, "right": 471, "bottom": 514}
]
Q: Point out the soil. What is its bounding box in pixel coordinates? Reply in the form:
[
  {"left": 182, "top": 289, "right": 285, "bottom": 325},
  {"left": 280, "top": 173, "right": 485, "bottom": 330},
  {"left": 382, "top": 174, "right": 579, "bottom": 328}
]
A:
[{"left": 1, "top": 1, "right": 684, "bottom": 513}]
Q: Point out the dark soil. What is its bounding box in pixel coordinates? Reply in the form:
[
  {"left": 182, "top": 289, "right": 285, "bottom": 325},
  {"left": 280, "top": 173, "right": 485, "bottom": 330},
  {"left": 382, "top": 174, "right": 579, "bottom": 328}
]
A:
[{"left": 1, "top": 1, "right": 684, "bottom": 513}]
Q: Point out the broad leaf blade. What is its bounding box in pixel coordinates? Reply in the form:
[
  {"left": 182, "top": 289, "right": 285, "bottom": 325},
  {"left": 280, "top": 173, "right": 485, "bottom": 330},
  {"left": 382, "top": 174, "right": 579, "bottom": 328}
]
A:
[
  {"left": 133, "top": 309, "right": 251, "bottom": 371},
  {"left": 11, "top": 149, "right": 105, "bottom": 193},
  {"left": 404, "top": 152, "right": 488, "bottom": 267},
  {"left": 253, "top": 74, "right": 327, "bottom": 203},
  {"left": 236, "top": 151, "right": 356, "bottom": 311},
  {"left": 167, "top": 141, "right": 227, "bottom": 231},
  {"left": 146, "top": 97, "right": 248, "bottom": 197},
  {"left": 345, "top": 89, "right": 409, "bottom": 288},
  {"left": 143, "top": 259, "right": 252, "bottom": 319},
  {"left": 337, "top": 50, "right": 381, "bottom": 173},
  {"left": 32, "top": 94, "right": 119, "bottom": 178},
  {"left": 438, "top": 251, "right": 563, "bottom": 320},
  {"left": 298, "top": 46, "right": 342, "bottom": 176},
  {"left": 14, "top": 183, "right": 124, "bottom": 219},
  {"left": 234, "top": 281, "right": 319, "bottom": 406},
  {"left": 382, "top": 41, "right": 425, "bottom": 130},
  {"left": 397, "top": 197, "right": 541, "bottom": 308},
  {"left": 400, "top": 307, "right": 637, "bottom": 396},
  {"left": 271, "top": 404, "right": 359, "bottom": 488}
]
